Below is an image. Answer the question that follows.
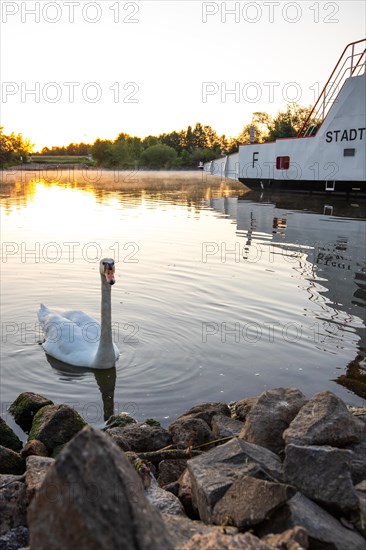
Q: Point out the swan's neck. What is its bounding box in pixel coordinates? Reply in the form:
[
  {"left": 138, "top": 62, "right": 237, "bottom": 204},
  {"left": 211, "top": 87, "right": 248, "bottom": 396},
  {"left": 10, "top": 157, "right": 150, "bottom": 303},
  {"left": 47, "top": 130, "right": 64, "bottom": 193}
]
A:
[{"left": 92, "top": 277, "right": 116, "bottom": 368}]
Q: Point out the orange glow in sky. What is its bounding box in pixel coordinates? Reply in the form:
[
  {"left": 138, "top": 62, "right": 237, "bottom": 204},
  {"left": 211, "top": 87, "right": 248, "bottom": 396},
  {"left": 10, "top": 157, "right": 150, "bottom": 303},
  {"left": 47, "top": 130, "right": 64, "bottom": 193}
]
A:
[{"left": 1, "top": 1, "right": 364, "bottom": 150}]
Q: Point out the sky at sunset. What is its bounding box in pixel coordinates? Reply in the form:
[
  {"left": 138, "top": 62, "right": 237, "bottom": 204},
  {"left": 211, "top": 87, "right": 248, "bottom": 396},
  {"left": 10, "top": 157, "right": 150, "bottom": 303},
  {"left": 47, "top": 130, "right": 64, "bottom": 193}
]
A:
[{"left": 0, "top": 0, "right": 364, "bottom": 150}]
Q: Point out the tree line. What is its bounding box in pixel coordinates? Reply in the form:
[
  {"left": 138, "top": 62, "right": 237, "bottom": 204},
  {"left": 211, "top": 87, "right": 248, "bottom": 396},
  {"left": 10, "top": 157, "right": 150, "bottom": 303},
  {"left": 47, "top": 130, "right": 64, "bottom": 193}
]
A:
[
  {"left": 0, "top": 127, "right": 33, "bottom": 168},
  {"left": 1, "top": 104, "right": 316, "bottom": 168}
]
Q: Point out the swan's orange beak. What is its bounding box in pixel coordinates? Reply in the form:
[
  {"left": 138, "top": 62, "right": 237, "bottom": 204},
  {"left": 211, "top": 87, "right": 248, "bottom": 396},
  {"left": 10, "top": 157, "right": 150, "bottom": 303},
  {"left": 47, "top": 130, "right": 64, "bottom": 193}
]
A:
[{"left": 105, "top": 267, "right": 115, "bottom": 285}]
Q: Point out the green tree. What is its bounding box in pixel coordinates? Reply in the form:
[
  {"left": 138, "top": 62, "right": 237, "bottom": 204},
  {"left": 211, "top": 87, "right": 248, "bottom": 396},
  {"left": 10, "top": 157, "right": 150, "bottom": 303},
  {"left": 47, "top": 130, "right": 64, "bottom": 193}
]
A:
[
  {"left": 267, "top": 104, "right": 312, "bottom": 141},
  {"left": 0, "top": 127, "right": 33, "bottom": 167},
  {"left": 91, "top": 139, "right": 114, "bottom": 166},
  {"left": 140, "top": 144, "right": 177, "bottom": 169},
  {"left": 237, "top": 112, "right": 271, "bottom": 144},
  {"left": 143, "top": 135, "right": 160, "bottom": 149}
]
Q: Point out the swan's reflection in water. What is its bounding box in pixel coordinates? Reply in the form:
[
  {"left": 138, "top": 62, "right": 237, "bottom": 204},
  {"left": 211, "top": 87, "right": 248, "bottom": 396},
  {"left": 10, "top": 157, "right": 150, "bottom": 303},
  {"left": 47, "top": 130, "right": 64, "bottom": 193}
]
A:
[{"left": 45, "top": 354, "right": 116, "bottom": 421}]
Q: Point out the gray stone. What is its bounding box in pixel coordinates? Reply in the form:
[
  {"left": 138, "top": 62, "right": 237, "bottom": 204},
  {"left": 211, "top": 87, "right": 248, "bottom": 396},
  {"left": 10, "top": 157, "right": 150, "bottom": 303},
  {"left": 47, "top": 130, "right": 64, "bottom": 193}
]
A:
[
  {"left": 0, "top": 475, "right": 27, "bottom": 536},
  {"left": 9, "top": 393, "right": 53, "bottom": 433},
  {"left": 0, "top": 526, "right": 29, "bottom": 550},
  {"left": 0, "top": 447, "right": 25, "bottom": 476},
  {"left": 181, "top": 531, "right": 274, "bottom": 550},
  {"left": 240, "top": 388, "right": 308, "bottom": 454},
  {"left": 284, "top": 444, "right": 359, "bottom": 515},
  {"left": 158, "top": 459, "right": 187, "bottom": 487},
  {"left": 27, "top": 426, "right": 173, "bottom": 550},
  {"left": 349, "top": 407, "right": 366, "bottom": 424},
  {"left": 212, "top": 476, "right": 295, "bottom": 528},
  {"left": 355, "top": 480, "right": 366, "bottom": 497},
  {"left": 175, "top": 402, "right": 231, "bottom": 428},
  {"left": 28, "top": 404, "right": 86, "bottom": 453},
  {"left": 232, "top": 397, "right": 259, "bottom": 422},
  {"left": 146, "top": 477, "right": 186, "bottom": 516},
  {"left": 20, "top": 440, "right": 48, "bottom": 458},
  {"left": 178, "top": 469, "right": 197, "bottom": 518},
  {"left": 25, "top": 455, "right": 55, "bottom": 503},
  {"left": 346, "top": 441, "right": 366, "bottom": 484},
  {"left": 262, "top": 526, "right": 308, "bottom": 550},
  {"left": 162, "top": 515, "right": 224, "bottom": 549},
  {"left": 103, "top": 412, "right": 137, "bottom": 430},
  {"left": 283, "top": 391, "right": 366, "bottom": 448},
  {"left": 106, "top": 423, "right": 172, "bottom": 452},
  {"left": 187, "top": 437, "right": 283, "bottom": 523},
  {"left": 353, "top": 482, "right": 366, "bottom": 537},
  {"left": 169, "top": 417, "right": 214, "bottom": 449},
  {"left": 211, "top": 415, "right": 243, "bottom": 439},
  {"left": 0, "top": 418, "right": 22, "bottom": 452},
  {"left": 257, "top": 492, "right": 366, "bottom": 550}
]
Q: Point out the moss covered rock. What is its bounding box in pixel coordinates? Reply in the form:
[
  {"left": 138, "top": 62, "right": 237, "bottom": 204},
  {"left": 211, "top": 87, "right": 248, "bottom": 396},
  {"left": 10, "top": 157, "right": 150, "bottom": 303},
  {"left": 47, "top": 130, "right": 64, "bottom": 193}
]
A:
[
  {"left": 9, "top": 392, "right": 53, "bottom": 433},
  {"left": 0, "top": 418, "right": 22, "bottom": 452},
  {"left": 104, "top": 412, "right": 137, "bottom": 430},
  {"left": 0, "top": 445, "right": 26, "bottom": 475},
  {"left": 28, "top": 404, "right": 86, "bottom": 453}
]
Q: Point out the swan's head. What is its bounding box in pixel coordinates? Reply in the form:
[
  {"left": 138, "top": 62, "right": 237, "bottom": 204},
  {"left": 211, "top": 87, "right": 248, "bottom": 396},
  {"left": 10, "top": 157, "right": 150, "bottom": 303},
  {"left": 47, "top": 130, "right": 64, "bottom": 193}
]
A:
[{"left": 100, "top": 258, "right": 115, "bottom": 285}]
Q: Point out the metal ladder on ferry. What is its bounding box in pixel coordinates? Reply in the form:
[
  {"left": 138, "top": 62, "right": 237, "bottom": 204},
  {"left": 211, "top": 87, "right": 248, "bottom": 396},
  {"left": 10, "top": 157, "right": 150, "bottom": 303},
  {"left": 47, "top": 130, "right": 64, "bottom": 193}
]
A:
[{"left": 297, "top": 39, "right": 366, "bottom": 138}]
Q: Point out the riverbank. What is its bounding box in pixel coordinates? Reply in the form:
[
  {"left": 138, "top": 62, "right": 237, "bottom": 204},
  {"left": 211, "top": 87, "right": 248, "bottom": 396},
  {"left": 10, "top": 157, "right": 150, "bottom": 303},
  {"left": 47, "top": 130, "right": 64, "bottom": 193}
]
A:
[{"left": 1, "top": 387, "right": 365, "bottom": 549}]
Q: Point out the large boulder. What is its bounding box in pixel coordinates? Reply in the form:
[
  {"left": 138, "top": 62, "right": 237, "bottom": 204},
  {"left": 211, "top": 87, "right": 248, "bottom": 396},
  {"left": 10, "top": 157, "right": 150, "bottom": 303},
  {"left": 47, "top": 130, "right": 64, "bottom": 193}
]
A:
[
  {"left": 232, "top": 396, "right": 259, "bottom": 422},
  {"left": 211, "top": 415, "right": 244, "bottom": 439},
  {"left": 353, "top": 481, "right": 366, "bottom": 538},
  {"left": 27, "top": 426, "right": 173, "bottom": 550},
  {"left": 0, "top": 475, "right": 27, "bottom": 536},
  {"left": 212, "top": 476, "right": 295, "bottom": 528},
  {"left": 187, "top": 437, "right": 283, "bottom": 523},
  {"left": 158, "top": 459, "right": 187, "bottom": 487},
  {"left": 175, "top": 403, "right": 231, "bottom": 428},
  {"left": 0, "top": 418, "right": 22, "bottom": 452},
  {"left": 239, "top": 388, "right": 308, "bottom": 454},
  {"left": 21, "top": 439, "right": 48, "bottom": 458},
  {"left": 162, "top": 515, "right": 227, "bottom": 549},
  {"left": 181, "top": 531, "right": 274, "bottom": 550},
  {"left": 283, "top": 391, "right": 366, "bottom": 448},
  {"left": 257, "top": 492, "right": 366, "bottom": 550},
  {"left": 178, "top": 469, "right": 198, "bottom": 519},
  {"left": 0, "top": 446, "right": 25, "bottom": 475},
  {"left": 145, "top": 477, "right": 186, "bottom": 516},
  {"left": 284, "top": 444, "right": 359, "bottom": 515},
  {"left": 103, "top": 412, "right": 137, "bottom": 430},
  {"left": 346, "top": 441, "right": 366, "bottom": 484},
  {"left": 0, "top": 526, "right": 29, "bottom": 549},
  {"left": 25, "top": 455, "right": 55, "bottom": 503},
  {"left": 262, "top": 526, "right": 308, "bottom": 550},
  {"left": 28, "top": 404, "right": 86, "bottom": 453},
  {"left": 168, "top": 417, "right": 214, "bottom": 449},
  {"left": 9, "top": 393, "right": 53, "bottom": 432},
  {"left": 106, "top": 423, "right": 172, "bottom": 452}
]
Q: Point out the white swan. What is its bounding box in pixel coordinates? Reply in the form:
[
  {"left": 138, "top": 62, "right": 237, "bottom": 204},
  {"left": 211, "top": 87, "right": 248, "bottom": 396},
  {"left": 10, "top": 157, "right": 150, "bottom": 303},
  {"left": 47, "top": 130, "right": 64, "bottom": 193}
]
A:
[{"left": 38, "top": 258, "right": 120, "bottom": 369}]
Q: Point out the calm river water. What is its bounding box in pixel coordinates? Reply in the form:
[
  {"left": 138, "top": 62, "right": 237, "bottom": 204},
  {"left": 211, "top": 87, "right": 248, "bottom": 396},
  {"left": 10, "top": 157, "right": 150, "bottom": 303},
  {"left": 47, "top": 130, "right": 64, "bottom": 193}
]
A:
[{"left": 1, "top": 169, "right": 365, "bottom": 437}]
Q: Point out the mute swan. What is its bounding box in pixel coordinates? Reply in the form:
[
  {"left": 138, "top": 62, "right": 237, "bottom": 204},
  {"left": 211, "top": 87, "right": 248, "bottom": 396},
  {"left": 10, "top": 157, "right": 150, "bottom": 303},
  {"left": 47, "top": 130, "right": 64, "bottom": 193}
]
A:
[{"left": 38, "top": 258, "right": 120, "bottom": 369}]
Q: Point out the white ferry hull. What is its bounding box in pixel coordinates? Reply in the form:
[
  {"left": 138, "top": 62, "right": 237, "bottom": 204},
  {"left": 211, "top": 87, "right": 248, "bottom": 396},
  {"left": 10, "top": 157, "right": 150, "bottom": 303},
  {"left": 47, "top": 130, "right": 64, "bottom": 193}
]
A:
[{"left": 204, "top": 43, "right": 366, "bottom": 196}]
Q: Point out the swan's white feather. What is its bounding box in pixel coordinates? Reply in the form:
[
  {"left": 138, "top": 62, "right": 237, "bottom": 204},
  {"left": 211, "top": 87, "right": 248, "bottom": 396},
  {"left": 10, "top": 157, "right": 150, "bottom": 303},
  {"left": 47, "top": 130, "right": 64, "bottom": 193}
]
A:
[{"left": 38, "top": 304, "right": 119, "bottom": 368}]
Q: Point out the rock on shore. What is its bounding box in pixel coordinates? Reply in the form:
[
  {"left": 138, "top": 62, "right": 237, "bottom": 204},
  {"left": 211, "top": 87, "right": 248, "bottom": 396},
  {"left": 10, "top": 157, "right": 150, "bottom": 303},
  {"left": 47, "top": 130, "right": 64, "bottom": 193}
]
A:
[{"left": 0, "top": 387, "right": 365, "bottom": 549}]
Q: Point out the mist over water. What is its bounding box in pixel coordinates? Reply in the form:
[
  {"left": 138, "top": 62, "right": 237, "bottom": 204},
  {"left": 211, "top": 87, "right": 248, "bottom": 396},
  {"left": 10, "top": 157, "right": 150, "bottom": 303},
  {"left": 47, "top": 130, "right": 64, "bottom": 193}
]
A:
[{"left": 1, "top": 169, "right": 365, "bottom": 438}]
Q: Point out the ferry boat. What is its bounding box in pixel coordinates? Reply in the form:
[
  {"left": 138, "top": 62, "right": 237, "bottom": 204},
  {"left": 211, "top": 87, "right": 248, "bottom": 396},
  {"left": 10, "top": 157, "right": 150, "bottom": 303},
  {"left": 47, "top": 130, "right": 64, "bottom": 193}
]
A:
[{"left": 204, "top": 39, "right": 366, "bottom": 195}]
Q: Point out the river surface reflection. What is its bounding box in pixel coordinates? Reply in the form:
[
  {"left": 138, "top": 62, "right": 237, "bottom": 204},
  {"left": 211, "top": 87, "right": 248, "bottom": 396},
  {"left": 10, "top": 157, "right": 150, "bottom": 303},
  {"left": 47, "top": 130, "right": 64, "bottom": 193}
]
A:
[{"left": 1, "top": 170, "right": 365, "bottom": 436}]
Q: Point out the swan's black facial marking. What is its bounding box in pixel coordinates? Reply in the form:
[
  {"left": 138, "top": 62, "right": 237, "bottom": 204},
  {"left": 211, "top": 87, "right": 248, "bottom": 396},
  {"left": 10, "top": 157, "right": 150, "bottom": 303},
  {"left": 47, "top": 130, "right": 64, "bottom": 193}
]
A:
[{"left": 102, "top": 259, "right": 116, "bottom": 285}]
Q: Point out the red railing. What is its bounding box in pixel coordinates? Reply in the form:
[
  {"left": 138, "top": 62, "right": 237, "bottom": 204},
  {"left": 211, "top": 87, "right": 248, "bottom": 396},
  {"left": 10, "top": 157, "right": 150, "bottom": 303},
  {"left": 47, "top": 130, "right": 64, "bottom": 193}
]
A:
[{"left": 297, "top": 39, "right": 366, "bottom": 138}]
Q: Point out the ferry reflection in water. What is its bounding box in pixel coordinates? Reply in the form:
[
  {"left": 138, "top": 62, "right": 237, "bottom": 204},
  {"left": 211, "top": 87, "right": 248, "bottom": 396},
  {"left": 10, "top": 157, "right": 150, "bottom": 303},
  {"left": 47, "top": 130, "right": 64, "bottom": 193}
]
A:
[
  {"left": 1, "top": 172, "right": 366, "bottom": 430},
  {"left": 206, "top": 191, "right": 366, "bottom": 399}
]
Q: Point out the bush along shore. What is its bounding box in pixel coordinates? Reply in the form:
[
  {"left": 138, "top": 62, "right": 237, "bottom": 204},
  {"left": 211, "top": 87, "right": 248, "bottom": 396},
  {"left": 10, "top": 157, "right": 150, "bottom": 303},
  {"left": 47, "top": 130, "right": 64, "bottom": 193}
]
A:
[{"left": 0, "top": 388, "right": 365, "bottom": 550}]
